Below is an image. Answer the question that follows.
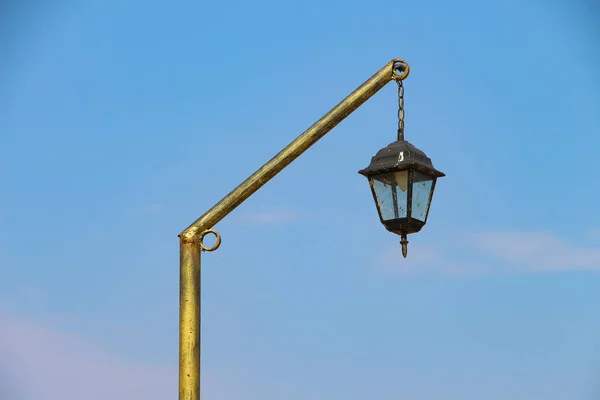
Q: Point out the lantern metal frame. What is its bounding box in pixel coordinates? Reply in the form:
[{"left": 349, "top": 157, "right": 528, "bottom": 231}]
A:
[{"left": 359, "top": 139, "right": 445, "bottom": 235}]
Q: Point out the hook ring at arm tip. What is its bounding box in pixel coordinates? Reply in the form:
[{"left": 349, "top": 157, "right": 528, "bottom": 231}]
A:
[
  {"left": 199, "top": 229, "right": 221, "bottom": 252},
  {"left": 391, "top": 58, "right": 410, "bottom": 81}
]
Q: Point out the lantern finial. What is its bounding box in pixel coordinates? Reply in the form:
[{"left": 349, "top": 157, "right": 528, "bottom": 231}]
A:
[{"left": 400, "top": 233, "right": 408, "bottom": 258}]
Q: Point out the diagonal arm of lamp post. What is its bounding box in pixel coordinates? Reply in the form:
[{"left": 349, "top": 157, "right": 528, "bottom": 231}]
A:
[{"left": 178, "top": 58, "right": 411, "bottom": 400}]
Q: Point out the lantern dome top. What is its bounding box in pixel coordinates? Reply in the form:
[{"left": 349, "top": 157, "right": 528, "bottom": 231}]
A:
[{"left": 358, "top": 140, "right": 445, "bottom": 178}]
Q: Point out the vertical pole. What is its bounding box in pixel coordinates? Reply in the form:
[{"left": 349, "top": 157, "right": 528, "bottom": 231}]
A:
[{"left": 179, "top": 234, "right": 201, "bottom": 400}]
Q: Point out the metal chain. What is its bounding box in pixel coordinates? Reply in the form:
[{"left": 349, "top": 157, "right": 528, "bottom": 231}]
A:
[{"left": 397, "top": 79, "right": 405, "bottom": 141}]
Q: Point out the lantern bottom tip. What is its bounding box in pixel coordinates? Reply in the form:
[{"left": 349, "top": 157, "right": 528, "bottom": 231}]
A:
[{"left": 400, "top": 233, "right": 408, "bottom": 258}]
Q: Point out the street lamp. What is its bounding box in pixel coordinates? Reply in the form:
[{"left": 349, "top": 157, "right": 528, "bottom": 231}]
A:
[
  {"left": 178, "top": 58, "right": 443, "bottom": 400},
  {"left": 359, "top": 77, "right": 445, "bottom": 258},
  {"left": 358, "top": 140, "right": 445, "bottom": 258}
]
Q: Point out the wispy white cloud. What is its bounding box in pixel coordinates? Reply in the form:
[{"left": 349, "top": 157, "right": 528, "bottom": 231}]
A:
[
  {"left": 586, "top": 227, "right": 600, "bottom": 241},
  {"left": 0, "top": 313, "right": 242, "bottom": 400},
  {"left": 239, "top": 209, "right": 310, "bottom": 225},
  {"left": 136, "top": 203, "right": 162, "bottom": 215},
  {"left": 375, "top": 243, "right": 487, "bottom": 277},
  {"left": 0, "top": 314, "right": 175, "bottom": 400},
  {"left": 472, "top": 231, "right": 600, "bottom": 270},
  {"left": 375, "top": 230, "right": 600, "bottom": 276},
  {"left": 14, "top": 284, "right": 48, "bottom": 300}
]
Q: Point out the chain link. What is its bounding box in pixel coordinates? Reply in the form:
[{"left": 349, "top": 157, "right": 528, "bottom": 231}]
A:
[{"left": 396, "top": 79, "right": 405, "bottom": 141}]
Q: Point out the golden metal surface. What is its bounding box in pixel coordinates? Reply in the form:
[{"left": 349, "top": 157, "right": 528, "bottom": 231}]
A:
[
  {"left": 199, "top": 229, "right": 221, "bottom": 252},
  {"left": 391, "top": 58, "right": 410, "bottom": 81},
  {"left": 178, "top": 58, "right": 410, "bottom": 400},
  {"left": 179, "top": 235, "right": 201, "bottom": 400}
]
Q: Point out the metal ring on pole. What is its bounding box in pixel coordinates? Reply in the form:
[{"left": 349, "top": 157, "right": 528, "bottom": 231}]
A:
[
  {"left": 199, "top": 229, "right": 221, "bottom": 252},
  {"left": 391, "top": 58, "right": 410, "bottom": 81}
]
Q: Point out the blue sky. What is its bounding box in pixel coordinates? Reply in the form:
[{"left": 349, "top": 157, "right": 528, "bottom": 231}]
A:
[{"left": 0, "top": 0, "right": 599, "bottom": 399}]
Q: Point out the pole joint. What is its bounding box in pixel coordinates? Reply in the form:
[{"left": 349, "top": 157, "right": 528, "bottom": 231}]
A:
[
  {"left": 180, "top": 228, "right": 222, "bottom": 252},
  {"left": 391, "top": 58, "right": 410, "bottom": 81}
]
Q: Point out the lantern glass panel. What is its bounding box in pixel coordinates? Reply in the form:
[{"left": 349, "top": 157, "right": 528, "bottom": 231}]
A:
[
  {"left": 371, "top": 171, "right": 409, "bottom": 221},
  {"left": 411, "top": 170, "right": 435, "bottom": 222}
]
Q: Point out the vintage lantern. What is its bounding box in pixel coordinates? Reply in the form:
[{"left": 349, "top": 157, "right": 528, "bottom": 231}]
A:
[{"left": 359, "top": 79, "right": 444, "bottom": 257}]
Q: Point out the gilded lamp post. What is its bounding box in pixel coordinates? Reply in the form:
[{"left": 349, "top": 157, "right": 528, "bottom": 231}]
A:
[{"left": 178, "top": 58, "right": 444, "bottom": 399}]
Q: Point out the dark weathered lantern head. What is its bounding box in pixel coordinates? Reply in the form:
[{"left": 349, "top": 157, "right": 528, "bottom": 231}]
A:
[{"left": 359, "top": 139, "right": 444, "bottom": 257}]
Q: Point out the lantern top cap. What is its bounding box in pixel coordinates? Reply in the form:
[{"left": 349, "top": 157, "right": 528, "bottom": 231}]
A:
[{"left": 358, "top": 139, "right": 445, "bottom": 178}]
